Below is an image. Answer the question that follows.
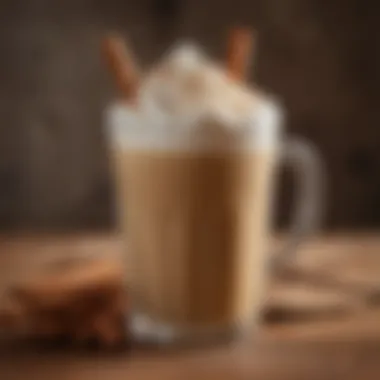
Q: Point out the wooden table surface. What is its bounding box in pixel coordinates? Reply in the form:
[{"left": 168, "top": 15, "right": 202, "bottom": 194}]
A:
[{"left": 1, "top": 233, "right": 380, "bottom": 380}]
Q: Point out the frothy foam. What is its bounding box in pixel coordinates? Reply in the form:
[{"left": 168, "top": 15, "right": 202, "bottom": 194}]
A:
[
  {"left": 108, "top": 43, "right": 283, "bottom": 150},
  {"left": 138, "top": 44, "right": 261, "bottom": 131}
]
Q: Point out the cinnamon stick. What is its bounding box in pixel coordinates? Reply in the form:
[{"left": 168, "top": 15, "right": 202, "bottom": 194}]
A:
[
  {"left": 102, "top": 33, "right": 140, "bottom": 103},
  {"left": 11, "top": 258, "right": 123, "bottom": 309},
  {"left": 226, "top": 27, "right": 255, "bottom": 81}
]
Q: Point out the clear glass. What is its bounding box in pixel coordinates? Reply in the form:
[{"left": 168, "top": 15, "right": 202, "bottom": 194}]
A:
[{"left": 105, "top": 101, "right": 323, "bottom": 346}]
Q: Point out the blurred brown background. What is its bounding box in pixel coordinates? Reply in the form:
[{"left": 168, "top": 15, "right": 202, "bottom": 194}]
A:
[{"left": 0, "top": 0, "right": 379, "bottom": 231}]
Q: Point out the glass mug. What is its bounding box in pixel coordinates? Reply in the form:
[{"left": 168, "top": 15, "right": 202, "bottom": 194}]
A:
[{"left": 105, "top": 97, "right": 324, "bottom": 345}]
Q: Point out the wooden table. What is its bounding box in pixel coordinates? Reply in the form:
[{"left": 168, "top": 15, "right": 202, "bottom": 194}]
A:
[{"left": 0, "top": 233, "right": 380, "bottom": 380}]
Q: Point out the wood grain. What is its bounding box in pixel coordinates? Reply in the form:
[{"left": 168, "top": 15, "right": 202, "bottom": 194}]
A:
[
  {"left": 0, "top": 234, "right": 380, "bottom": 379},
  {"left": 0, "top": 234, "right": 378, "bottom": 328}
]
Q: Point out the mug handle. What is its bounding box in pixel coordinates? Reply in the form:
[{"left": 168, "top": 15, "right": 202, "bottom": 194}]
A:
[{"left": 272, "top": 136, "right": 325, "bottom": 269}]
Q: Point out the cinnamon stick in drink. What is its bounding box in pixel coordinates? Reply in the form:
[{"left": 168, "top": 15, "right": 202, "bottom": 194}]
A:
[
  {"left": 102, "top": 33, "right": 141, "bottom": 103},
  {"left": 226, "top": 27, "right": 255, "bottom": 81}
]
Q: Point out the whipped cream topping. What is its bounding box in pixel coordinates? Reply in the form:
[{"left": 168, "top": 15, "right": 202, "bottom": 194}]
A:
[{"left": 107, "top": 43, "right": 283, "bottom": 150}]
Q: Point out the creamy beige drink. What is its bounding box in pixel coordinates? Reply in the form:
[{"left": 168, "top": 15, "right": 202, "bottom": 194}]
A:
[
  {"left": 108, "top": 45, "right": 282, "bottom": 335},
  {"left": 114, "top": 150, "right": 276, "bottom": 328}
]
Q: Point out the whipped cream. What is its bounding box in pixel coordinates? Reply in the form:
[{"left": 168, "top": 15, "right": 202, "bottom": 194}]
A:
[
  {"left": 107, "top": 43, "right": 283, "bottom": 151},
  {"left": 138, "top": 45, "right": 261, "bottom": 129}
]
